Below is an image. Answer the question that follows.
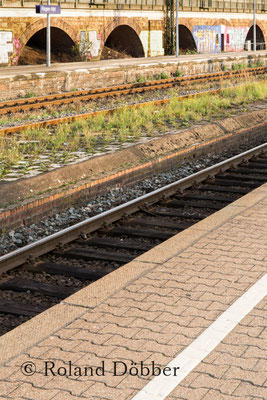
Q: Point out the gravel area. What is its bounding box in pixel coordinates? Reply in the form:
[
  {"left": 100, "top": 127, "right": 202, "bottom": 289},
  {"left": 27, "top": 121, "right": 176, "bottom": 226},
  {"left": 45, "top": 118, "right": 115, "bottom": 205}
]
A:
[
  {"left": 0, "top": 290, "right": 58, "bottom": 307},
  {"left": 0, "top": 314, "right": 30, "bottom": 336},
  {"left": 0, "top": 133, "right": 265, "bottom": 256}
]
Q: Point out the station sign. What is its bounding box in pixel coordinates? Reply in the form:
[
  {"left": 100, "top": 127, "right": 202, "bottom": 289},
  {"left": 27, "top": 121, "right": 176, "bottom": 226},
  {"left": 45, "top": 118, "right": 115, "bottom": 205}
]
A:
[{"left": 36, "top": 5, "right": 61, "bottom": 14}]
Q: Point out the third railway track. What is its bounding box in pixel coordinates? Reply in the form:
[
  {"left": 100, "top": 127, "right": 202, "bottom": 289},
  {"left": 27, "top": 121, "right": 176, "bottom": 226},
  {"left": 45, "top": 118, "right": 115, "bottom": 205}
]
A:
[{"left": 0, "top": 143, "right": 266, "bottom": 335}]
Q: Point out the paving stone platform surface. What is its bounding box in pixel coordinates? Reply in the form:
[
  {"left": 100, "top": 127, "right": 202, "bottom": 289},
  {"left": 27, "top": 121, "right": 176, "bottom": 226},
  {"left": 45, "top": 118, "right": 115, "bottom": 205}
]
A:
[{"left": 0, "top": 184, "right": 266, "bottom": 399}]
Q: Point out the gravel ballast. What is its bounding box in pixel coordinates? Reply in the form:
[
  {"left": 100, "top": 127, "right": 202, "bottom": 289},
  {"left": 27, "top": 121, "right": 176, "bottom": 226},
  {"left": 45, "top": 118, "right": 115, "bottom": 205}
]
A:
[{"left": 0, "top": 134, "right": 265, "bottom": 256}]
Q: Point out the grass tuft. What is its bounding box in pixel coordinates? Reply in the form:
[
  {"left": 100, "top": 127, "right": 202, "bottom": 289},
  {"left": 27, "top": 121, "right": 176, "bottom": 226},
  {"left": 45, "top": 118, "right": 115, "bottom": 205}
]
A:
[{"left": 1, "top": 79, "right": 266, "bottom": 178}]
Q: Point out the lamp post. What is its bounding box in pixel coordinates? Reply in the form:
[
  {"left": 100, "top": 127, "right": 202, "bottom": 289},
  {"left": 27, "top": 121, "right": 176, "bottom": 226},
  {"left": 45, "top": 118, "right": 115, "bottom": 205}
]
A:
[
  {"left": 46, "top": 0, "right": 51, "bottom": 66},
  {"left": 253, "top": 0, "right": 256, "bottom": 51},
  {"left": 176, "top": 0, "right": 179, "bottom": 57}
]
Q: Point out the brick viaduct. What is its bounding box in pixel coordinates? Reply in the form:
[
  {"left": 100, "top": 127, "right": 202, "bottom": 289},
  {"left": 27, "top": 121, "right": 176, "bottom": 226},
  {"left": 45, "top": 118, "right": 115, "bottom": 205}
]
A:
[{"left": 0, "top": 1, "right": 266, "bottom": 66}]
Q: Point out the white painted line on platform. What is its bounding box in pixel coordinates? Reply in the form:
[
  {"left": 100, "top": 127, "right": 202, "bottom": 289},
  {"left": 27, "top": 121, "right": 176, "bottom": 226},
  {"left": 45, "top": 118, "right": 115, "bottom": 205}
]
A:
[{"left": 131, "top": 273, "right": 267, "bottom": 400}]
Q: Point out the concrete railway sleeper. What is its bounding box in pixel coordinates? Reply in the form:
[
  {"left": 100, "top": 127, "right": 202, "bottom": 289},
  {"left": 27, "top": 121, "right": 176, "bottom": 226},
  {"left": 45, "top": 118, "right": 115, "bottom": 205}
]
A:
[
  {"left": 0, "top": 66, "right": 265, "bottom": 116},
  {"left": 0, "top": 143, "right": 266, "bottom": 336}
]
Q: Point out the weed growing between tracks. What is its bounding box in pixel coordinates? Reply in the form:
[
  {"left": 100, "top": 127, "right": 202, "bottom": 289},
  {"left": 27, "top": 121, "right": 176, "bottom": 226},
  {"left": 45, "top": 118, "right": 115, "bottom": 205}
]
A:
[
  {"left": 0, "top": 80, "right": 266, "bottom": 179},
  {"left": 82, "top": 80, "right": 267, "bottom": 134}
]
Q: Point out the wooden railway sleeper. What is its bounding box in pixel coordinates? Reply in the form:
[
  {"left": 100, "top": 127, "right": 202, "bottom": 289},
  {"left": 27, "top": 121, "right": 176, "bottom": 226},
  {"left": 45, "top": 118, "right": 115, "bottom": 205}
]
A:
[
  {"left": 0, "top": 278, "right": 78, "bottom": 299},
  {"left": 216, "top": 173, "right": 266, "bottom": 182},
  {"left": 0, "top": 67, "right": 265, "bottom": 117}
]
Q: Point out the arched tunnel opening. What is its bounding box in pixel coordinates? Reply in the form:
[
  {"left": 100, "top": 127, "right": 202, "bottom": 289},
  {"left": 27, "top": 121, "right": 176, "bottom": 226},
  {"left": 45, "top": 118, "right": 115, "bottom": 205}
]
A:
[
  {"left": 101, "top": 25, "right": 145, "bottom": 59},
  {"left": 19, "top": 27, "right": 79, "bottom": 65},
  {"left": 165, "top": 24, "right": 197, "bottom": 55},
  {"left": 245, "top": 25, "right": 266, "bottom": 50},
  {"left": 179, "top": 25, "right": 197, "bottom": 54}
]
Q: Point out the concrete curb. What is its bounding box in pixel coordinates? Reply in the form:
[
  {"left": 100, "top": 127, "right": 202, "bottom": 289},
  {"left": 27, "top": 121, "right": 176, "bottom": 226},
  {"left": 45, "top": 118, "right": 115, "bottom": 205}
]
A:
[{"left": 0, "top": 108, "right": 266, "bottom": 231}]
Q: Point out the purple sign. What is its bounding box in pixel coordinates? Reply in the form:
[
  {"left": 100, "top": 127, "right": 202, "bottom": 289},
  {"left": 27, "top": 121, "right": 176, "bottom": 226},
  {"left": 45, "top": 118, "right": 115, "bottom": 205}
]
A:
[{"left": 36, "top": 5, "right": 61, "bottom": 14}]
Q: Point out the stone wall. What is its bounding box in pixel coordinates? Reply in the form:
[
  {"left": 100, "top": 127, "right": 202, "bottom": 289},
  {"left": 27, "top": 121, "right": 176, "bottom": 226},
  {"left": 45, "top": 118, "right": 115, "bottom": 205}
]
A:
[
  {"left": 0, "top": 14, "right": 163, "bottom": 65},
  {"left": 0, "top": 9, "right": 266, "bottom": 66}
]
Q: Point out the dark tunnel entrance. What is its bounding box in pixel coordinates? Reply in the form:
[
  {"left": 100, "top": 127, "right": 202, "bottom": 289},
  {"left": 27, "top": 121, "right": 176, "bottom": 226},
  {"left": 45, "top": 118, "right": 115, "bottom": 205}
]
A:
[
  {"left": 179, "top": 25, "right": 197, "bottom": 54},
  {"left": 19, "top": 27, "right": 79, "bottom": 65},
  {"left": 245, "top": 25, "right": 266, "bottom": 50},
  {"left": 102, "top": 25, "right": 145, "bottom": 59}
]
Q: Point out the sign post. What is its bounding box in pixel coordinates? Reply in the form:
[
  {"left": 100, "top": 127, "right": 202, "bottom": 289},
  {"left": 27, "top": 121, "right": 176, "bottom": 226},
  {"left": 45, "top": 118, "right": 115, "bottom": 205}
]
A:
[
  {"left": 47, "top": 0, "right": 50, "bottom": 67},
  {"left": 35, "top": 4, "right": 61, "bottom": 67},
  {"left": 175, "top": 0, "right": 179, "bottom": 57}
]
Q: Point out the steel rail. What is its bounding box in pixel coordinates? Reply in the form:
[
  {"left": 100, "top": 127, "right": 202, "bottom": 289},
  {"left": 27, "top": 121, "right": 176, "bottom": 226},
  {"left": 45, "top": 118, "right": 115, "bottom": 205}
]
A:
[
  {"left": 0, "top": 85, "right": 242, "bottom": 135},
  {"left": 0, "top": 143, "right": 265, "bottom": 275},
  {"left": 0, "top": 66, "right": 265, "bottom": 115},
  {"left": 0, "top": 87, "right": 222, "bottom": 135}
]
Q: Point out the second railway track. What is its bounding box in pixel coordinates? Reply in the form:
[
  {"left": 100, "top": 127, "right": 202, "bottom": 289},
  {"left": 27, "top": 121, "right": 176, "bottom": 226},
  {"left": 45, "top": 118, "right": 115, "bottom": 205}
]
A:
[
  {"left": 1, "top": 67, "right": 266, "bottom": 136},
  {"left": 0, "top": 66, "right": 266, "bottom": 116},
  {"left": 0, "top": 143, "right": 266, "bottom": 336}
]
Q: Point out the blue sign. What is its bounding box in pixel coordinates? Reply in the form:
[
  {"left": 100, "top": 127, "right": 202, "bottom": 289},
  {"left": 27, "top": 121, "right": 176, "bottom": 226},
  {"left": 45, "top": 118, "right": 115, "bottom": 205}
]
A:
[{"left": 36, "top": 5, "right": 61, "bottom": 14}]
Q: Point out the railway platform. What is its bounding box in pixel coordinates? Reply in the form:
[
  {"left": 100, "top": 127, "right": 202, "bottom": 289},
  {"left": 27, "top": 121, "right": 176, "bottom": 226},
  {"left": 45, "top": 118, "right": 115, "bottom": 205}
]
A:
[
  {"left": 1, "top": 51, "right": 266, "bottom": 77},
  {"left": 0, "top": 183, "right": 266, "bottom": 399}
]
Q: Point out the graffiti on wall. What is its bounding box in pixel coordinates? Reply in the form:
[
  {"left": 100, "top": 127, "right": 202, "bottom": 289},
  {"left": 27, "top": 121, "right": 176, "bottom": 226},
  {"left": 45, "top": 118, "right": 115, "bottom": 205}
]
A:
[
  {"left": 88, "top": 31, "right": 102, "bottom": 58},
  {"left": 10, "top": 37, "right": 22, "bottom": 65},
  {"left": 224, "top": 27, "right": 249, "bottom": 52},
  {"left": 193, "top": 25, "right": 250, "bottom": 53},
  {"left": 192, "top": 26, "right": 221, "bottom": 53},
  {"left": 140, "top": 30, "right": 164, "bottom": 57},
  {"left": 79, "top": 30, "right": 102, "bottom": 60},
  {"left": 0, "top": 31, "right": 13, "bottom": 64}
]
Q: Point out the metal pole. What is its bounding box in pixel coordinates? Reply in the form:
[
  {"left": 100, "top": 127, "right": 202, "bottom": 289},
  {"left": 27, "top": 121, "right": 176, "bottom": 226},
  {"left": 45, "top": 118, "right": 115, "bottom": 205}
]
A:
[
  {"left": 253, "top": 0, "right": 256, "bottom": 51},
  {"left": 176, "top": 0, "right": 179, "bottom": 57},
  {"left": 46, "top": 0, "right": 51, "bottom": 67}
]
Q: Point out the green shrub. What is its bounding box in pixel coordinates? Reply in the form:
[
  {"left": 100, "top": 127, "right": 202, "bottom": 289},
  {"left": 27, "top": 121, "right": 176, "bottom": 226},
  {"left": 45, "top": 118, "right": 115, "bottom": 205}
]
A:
[
  {"left": 25, "top": 91, "right": 37, "bottom": 98},
  {"left": 136, "top": 75, "right": 146, "bottom": 83},
  {"left": 256, "top": 60, "right": 264, "bottom": 67},
  {"left": 159, "top": 72, "right": 169, "bottom": 80},
  {"left": 174, "top": 69, "right": 183, "bottom": 77},
  {"left": 231, "top": 63, "right": 247, "bottom": 71}
]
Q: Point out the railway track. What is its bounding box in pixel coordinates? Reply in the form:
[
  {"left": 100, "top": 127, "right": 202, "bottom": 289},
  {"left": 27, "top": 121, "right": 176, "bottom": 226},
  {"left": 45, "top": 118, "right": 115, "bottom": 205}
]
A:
[
  {"left": 2, "top": 82, "right": 267, "bottom": 136},
  {"left": 1, "top": 67, "right": 266, "bottom": 136},
  {"left": 0, "top": 87, "right": 224, "bottom": 135},
  {"left": 0, "top": 143, "right": 266, "bottom": 335},
  {"left": 0, "top": 66, "right": 266, "bottom": 116}
]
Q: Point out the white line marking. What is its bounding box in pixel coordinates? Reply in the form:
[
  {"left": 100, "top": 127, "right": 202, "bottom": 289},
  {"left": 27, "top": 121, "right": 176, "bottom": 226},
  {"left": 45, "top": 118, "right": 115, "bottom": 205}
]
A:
[{"left": 131, "top": 274, "right": 267, "bottom": 400}]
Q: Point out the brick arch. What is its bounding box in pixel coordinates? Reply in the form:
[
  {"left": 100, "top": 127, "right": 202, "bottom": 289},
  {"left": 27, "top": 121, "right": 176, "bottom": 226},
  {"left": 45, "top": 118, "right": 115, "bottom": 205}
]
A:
[
  {"left": 18, "top": 18, "right": 78, "bottom": 59},
  {"left": 211, "top": 19, "right": 232, "bottom": 27},
  {"left": 103, "top": 18, "right": 142, "bottom": 43},
  {"left": 247, "top": 19, "right": 267, "bottom": 45},
  {"left": 179, "top": 20, "right": 194, "bottom": 32},
  {"left": 178, "top": 24, "right": 197, "bottom": 50},
  {"left": 101, "top": 20, "right": 145, "bottom": 58}
]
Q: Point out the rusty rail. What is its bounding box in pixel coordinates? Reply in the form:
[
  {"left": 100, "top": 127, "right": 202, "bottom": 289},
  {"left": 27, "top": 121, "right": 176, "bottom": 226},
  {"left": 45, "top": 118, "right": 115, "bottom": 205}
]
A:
[
  {"left": 0, "top": 87, "right": 225, "bottom": 135},
  {"left": 0, "top": 66, "right": 265, "bottom": 116}
]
